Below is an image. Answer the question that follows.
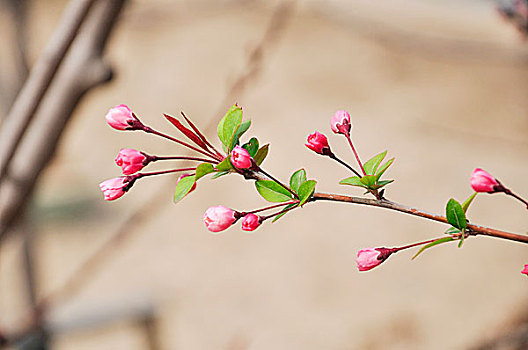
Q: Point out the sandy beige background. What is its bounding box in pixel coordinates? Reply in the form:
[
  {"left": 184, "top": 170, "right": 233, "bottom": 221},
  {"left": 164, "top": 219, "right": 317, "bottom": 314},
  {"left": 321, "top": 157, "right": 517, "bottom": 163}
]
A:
[{"left": 1, "top": 0, "right": 528, "bottom": 349}]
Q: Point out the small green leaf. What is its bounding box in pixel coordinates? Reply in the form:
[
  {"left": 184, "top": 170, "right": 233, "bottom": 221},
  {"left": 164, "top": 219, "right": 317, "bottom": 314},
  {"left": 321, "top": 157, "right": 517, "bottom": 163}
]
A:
[
  {"left": 255, "top": 180, "right": 293, "bottom": 202},
  {"left": 290, "top": 169, "right": 307, "bottom": 194},
  {"left": 462, "top": 192, "right": 477, "bottom": 213},
  {"left": 212, "top": 171, "right": 230, "bottom": 179},
  {"left": 458, "top": 234, "right": 465, "bottom": 248},
  {"left": 272, "top": 203, "right": 298, "bottom": 223},
  {"left": 360, "top": 175, "right": 377, "bottom": 187},
  {"left": 375, "top": 158, "right": 395, "bottom": 181},
  {"left": 412, "top": 237, "right": 455, "bottom": 260},
  {"left": 217, "top": 104, "right": 243, "bottom": 152},
  {"left": 215, "top": 157, "right": 233, "bottom": 172},
  {"left": 370, "top": 179, "right": 394, "bottom": 190},
  {"left": 339, "top": 176, "right": 365, "bottom": 187},
  {"left": 445, "top": 226, "right": 462, "bottom": 235},
  {"left": 298, "top": 180, "right": 316, "bottom": 206},
  {"left": 446, "top": 198, "right": 467, "bottom": 230},
  {"left": 195, "top": 163, "right": 215, "bottom": 181},
  {"left": 229, "top": 120, "right": 251, "bottom": 151},
  {"left": 363, "top": 151, "right": 387, "bottom": 175},
  {"left": 174, "top": 175, "right": 196, "bottom": 203},
  {"left": 242, "top": 137, "right": 259, "bottom": 157},
  {"left": 253, "top": 144, "right": 269, "bottom": 166}
]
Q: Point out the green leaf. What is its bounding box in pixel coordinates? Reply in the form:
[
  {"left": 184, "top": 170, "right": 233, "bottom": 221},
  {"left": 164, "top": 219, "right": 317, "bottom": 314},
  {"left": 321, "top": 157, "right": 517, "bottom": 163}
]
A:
[
  {"left": 290, "top": 169, "right": 307, "bottom": 194},
  {"left": 174, "top": 175, "right": 196, "bottom": 203},
  {"left": 242, "top": 137, "right": 259, "bottom": 157},
  {"left": 229, "top": 120, "right": 251, "bottom": 151},
  {"left": 370, "top": 179, "right": 394, "bottom": 190},
  {"left": 215, "top": 157, "right": 233, "bottom": 172},
  {"left": 412, "top": 237, "right": 455, "bottom": 260},
  {"left": 195, "top": 163, "right": 215, "bottom": 181},
  {"left": 255, "top": 180, "right": 293, "bottom": 202},
  {"left": 217, "top": 106, "right": 233, "bottom": 147},
  {"left": 360, "top": 175, "right": 377, "bottom": 188},
  {"left": 217, "top": 104, "right": 243, "bottom": 152},
  {"left": 212, "top": 171, "right": 230, "bottom": 179},
  {"left": 445, "top": 226, "right": 462, "bottom": 235},
  {"left": 375, "top": 158, "right": 395, "bottom": 181},
  {"left": 253, "top": 144, "right": 269, "bottom": 166},
  {"left": 339, "top": 176, "right": 365, "bottom": 187},
  {"left": 462, "top": 192, "right": 477, "bottom": 213},
  {"left": 272, "top": 203, "right": 298, "bottom": 223},
  {"left": 446, "top": 198, "right": 467, "bottom": 230},
  {"left": 298, "top": 180, "right": 316, "bottom": 206},
  {"left": 363, "top": 151, "right": 387, "bottom": 175},
  {"left": 458, "top": 235, "right": 465, "bottom": 248}
]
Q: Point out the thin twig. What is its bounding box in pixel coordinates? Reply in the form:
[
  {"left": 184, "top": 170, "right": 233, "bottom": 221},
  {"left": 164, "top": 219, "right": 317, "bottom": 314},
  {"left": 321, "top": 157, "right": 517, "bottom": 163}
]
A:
[{"left": 312, "top": 192, "right": 528, "bottom": 244}]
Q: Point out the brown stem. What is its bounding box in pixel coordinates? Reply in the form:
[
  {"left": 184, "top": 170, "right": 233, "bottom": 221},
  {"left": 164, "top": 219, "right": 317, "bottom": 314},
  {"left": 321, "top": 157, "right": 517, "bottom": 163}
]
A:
[
  {"left": 395, "top": 237, "right": 447, "bottom": 251},
  {"left": 503, "top": 188, "right": 528, "bottom": 209},
  {"left": 328, "top": 153, "right": 362, "bottom": 177},
  {"left": 242, "top": 200, "right": 299, "bottom": 215},
  {"left": 345, "top": 133, "right": 366, "bottom": 175},
  {"left": 151, "top": 155, "right": 216, "bottom": 164},
  {"left": 137, "top": 168, "right": 196, "bottom": 178},
  {"left": 312, "top": 192, "right": 528, "bottom": 244},
  {"left": 261, "top": 202, "right": 299, "bottom": 220}
]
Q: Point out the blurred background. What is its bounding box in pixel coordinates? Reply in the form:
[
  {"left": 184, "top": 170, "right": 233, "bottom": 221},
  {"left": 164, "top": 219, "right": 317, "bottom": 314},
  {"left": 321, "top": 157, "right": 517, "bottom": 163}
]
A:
[{"left": 1, "top": 0, "right": 528, "bottom": 349}]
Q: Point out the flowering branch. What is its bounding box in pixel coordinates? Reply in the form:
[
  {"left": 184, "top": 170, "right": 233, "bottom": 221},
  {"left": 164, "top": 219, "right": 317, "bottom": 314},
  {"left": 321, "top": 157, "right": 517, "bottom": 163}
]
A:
[{"left": 99, "top": 103, "right": 528, "bottom": 276}]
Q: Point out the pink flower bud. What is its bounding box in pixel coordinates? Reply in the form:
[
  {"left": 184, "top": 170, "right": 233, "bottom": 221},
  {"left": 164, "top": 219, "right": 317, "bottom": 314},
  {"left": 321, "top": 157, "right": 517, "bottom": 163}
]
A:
[
  {"left": 99, "top": 177, "right": 129, "bottom": 201},
  {"left": 177, "top": 173, "right": 197, "bottom": 193},
  {"left": 470, "top": 168, "right": 500, "bottom": 193},
  {"left": 356, "top": 247, "right": 393, "bottom": 272},
  {"left": 203, "top": 205, "right": 236, "bottom": 233},
  {"left": 305, "top": 131, "right": 332, "bottom": 155},
  {"left": 231, "top": 145, "right": 253, "bottom": 169},
  {"left": 115, "top": 148, "right": 147, "bottom": 175},
  {"left": 331, "top": 110, "right": 352, "bottom": 135},
  {"left": 522, "top": 264, "right": 528, "bottom": 276},
  {"left": 241, "top": 213, "right": 261, "bottom": 231},
  {"left": 105, "top": 104, "right": 141, "bottom": 130}
]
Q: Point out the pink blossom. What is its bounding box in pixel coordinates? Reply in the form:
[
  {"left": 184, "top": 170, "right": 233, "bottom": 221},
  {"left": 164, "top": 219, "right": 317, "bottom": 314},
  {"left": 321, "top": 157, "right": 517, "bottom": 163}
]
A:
[
  {"left": 331, "top": 110, "right": 352, "bottom": 135},
  {"left": 115, "top": 148, "right": 147, "bottom": 175},
  {"left": 177, "top": 173, "right": 197, "bottom": 193},
  {"left": 522, "top": 264, "right": 528, "bottom": 276},
  {"left": 305, "top": 131, "right": 331, "bottom": 155},
  {"left": 470, "top": 168, "right": 500, "bottom": 193},
  {"left": 241, "top": 213, "right": 261, "bottom": 231},
  {"left": 99, "top": 177, "right": 128, "bottom": 201},
  {"left": 231, "top": 145, "right": 253, "bottom": 169},
  {"left": 203, "top": 205, "right": 236, "bottom": 233},
  {"left": 105, "top": 104, "right": 140, "bottom": 130}
]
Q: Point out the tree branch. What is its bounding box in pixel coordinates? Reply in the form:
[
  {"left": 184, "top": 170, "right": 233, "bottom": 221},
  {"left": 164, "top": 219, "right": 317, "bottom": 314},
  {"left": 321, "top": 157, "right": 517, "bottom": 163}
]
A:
[
  {"left": 312, "top": 192, "right": 528, "bottom": 244},
  {"left": 0, "top": 0, "right": 96, "bottom": 180},
  {"left": 0, "top": 0, "right": 127, "bottom": 240}
]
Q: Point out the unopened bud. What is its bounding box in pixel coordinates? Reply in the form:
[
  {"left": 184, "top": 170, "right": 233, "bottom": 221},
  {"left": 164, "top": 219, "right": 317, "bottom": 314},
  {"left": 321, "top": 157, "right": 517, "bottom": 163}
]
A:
[
  {"left": 305, "top": 131, "right": 332, "bottom": 156},
  {"left": 331, "top": 110, "right": 352, "bottom": 135}
]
